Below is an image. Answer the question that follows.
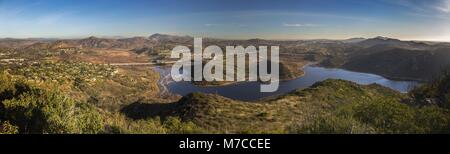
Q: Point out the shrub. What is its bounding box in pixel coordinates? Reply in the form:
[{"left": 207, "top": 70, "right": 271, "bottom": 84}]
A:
[
  {"left": 291, "top": 115, "right": 375, "bottom": 134},
  {"left": 120, "top": 119, "right": 166, "bottom": 134},
  {"left": 163, "top": 117, "right": 205, "bottom": 134},
  {"left": 293, "top": 99, "right": 450, "bottom": 134},
  {"left": 415, "top": 106, "right": 450, "bottom": 133},
  {"left": 353, "top": 99, "right": 419, "bottom": 133},
  {"left": 103, "top": 115, "right": 205, "bottom": 134},
  {"left": 0, "top": 121, "right": 19, "bottom": 134},
  {"left": 410, "top": 71, "right": 450, "bottom": 108},
  {"left": 1, "top": 88, "right": 103, "bottom": 134}
]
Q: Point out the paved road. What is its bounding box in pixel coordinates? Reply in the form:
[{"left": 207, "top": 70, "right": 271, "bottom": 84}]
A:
[
  {"left": 109, "top": 62, "right": 156, "bottom": 66},
  {"left": 109, "top": 61, "right": 176, "bottom": 66}
]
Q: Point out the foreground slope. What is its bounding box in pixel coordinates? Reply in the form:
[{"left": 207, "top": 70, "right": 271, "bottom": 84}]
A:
[
  {"left": 124, "top": 79, "right": 449, "bottom": 133},
  {"left": 2, "top": 67, "right": 449, "bottom": 134},
  {"left": 171, "top": 79, "right": 449, "bottom": 133},
  {"left": 167, "top": 80, "right": 406, "bottom": 133}
]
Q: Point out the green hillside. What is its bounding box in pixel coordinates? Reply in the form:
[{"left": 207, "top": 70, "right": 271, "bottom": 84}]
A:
[
  {"left": 123, "top": 78, "right": 450, "bottom": 134},
  {"left": 1, "top": 67, "right": 449, "bottom": 134}
]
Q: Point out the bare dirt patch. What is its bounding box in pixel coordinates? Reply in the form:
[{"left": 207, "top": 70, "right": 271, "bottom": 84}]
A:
[{"left": 57, "top": 48, "right": 151, "bottom": 64}]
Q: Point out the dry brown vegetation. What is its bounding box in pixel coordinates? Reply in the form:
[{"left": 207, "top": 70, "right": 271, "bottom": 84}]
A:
[{"left": 56, "top": 48, "right": 151, "bottom": 64}]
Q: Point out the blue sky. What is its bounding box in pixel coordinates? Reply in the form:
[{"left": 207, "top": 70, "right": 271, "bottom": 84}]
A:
[{"left": 0, "top": 0, "right": 450, "bottom": 41}]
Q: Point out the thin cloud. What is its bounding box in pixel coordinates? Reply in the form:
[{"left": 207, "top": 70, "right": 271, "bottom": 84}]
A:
[
  {"left": 381, "top": 0, "right": 450, "bottom": 22},
  {"left": 234, "top": 10, "right": 375, "bottom": 22},
  {"left": 387, "top": 0, "right": 450, "bottom": 15},
  {"left": 204, "top": 23, "right": 219, "bottom": 27},
  {"left": 282, "top": 23, "right": 321, "bottom": 27},
  {"left": 387, "top": 0, "right": 428, "bottom": 12},
  {"left": 435, "top": 0, "right": 450, "bottom": 13},
  {"left": 205, "top": 23, "right": 250, "bottom": 28}
]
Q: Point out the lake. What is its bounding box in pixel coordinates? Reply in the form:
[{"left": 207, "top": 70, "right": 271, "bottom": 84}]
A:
[{"left": 154, "top": 66, "right": 420, "bottom": 101}]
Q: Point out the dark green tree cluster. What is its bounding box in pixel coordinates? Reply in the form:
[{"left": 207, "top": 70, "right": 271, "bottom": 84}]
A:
[{"left": 410, "top": 71, "right": 450, "bottom": 109}]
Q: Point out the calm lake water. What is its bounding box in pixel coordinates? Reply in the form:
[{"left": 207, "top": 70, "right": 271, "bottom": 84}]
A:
[{"left": 154, "top": 66, "right": 420, "bottom": 101}]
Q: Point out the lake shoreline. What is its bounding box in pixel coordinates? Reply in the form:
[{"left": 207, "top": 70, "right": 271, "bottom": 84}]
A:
[{"left": 154, "top": 65, "right": 420, "bottom": 101}]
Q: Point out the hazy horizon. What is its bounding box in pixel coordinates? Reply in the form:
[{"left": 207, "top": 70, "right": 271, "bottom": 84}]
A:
[{"left": 1, "top": 0, "right": 450, "bottom": 41}]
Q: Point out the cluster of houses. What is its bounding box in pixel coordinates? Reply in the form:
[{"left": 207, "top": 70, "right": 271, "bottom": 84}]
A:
[{"left": 17, "top": 61, "right": 118, "bottom": 84}]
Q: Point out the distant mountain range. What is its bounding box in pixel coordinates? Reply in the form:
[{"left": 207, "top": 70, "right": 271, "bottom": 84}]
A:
[
  {"left": 1, "top": 34, "right": 449, "bottom": 50},
  {"left": 319, "top": 37, "right": 450, "bottom": 81}
]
